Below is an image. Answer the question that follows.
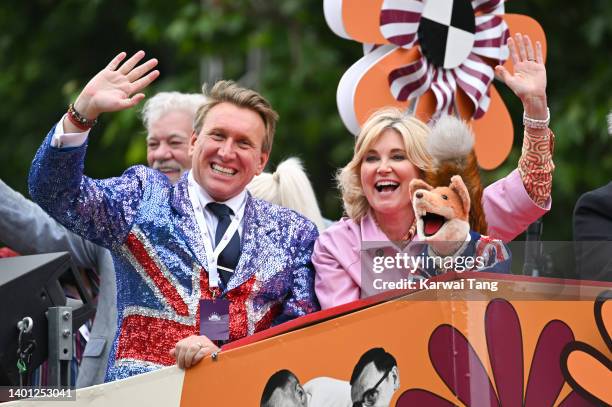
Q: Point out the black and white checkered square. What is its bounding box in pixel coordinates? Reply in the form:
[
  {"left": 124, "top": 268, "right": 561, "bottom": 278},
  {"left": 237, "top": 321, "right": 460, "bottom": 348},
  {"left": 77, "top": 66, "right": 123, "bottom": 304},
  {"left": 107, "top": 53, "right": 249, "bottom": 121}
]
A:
[{"left": 418, "top": 0, "right": 476, "bottom": 68}]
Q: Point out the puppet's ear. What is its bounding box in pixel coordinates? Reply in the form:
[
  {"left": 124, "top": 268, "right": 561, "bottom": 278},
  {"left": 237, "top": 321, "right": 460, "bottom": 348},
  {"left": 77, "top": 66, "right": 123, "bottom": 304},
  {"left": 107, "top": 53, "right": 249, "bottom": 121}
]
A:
[
  {"left": 450, "top": 175, "right": 470, "bottom": 216},
  {"left": 409, "top": 179, "right": 433, "bottom": 199}
]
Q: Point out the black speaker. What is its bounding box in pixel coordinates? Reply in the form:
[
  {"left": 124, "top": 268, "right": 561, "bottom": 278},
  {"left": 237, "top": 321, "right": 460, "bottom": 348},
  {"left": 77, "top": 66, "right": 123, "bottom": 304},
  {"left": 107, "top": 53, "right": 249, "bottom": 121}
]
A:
[{"left": 0, "top": 252, "right": 95, "bottom": 385}]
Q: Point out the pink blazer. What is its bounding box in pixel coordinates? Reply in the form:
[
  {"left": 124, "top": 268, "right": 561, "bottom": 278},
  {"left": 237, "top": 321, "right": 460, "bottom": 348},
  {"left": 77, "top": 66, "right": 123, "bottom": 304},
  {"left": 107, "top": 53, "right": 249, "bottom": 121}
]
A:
[{"left": 313, "top": 170, "right": 550, "bottom": 309}]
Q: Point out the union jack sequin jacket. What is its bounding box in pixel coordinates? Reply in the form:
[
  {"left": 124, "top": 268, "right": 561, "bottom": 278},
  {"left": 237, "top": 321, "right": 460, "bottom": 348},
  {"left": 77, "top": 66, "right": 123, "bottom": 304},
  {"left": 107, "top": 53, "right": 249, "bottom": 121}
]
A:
[{"left": 29, "top": 127, "right": 320, "bottom": 382}]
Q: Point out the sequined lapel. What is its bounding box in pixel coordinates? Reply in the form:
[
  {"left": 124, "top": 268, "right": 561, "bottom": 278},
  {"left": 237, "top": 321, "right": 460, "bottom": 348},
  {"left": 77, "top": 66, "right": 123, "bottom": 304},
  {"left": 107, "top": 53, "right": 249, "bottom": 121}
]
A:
[
  {"left": 170, "top": 174, "right": 208, "bottom": 269},
  {"left": 225, "top": 194, "right": 275, "bottom": 293}
]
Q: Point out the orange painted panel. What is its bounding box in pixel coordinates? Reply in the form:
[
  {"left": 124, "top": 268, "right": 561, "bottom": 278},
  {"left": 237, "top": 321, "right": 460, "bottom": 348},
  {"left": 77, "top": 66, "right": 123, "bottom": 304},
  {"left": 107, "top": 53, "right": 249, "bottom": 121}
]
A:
[
  {"left": 180, "top": 276, "right": 611, "bottom": 406},
  {"left": 353, "top": 47, "right": 418, "bottom": 125},
  {"left": 566, "top": 351, "right": 612, "bottom": 404},
  {"left": 472, "top": 86, "right": 514, "bottom": 169},
  {"left": 342, "top": 0, "right": 388, "bottom": 44},
  {"left": 414, "top": 90, "right": 436, "bottom": 123},
  {"left": 503, "top": 14, "right": 548, "bottom": 71}
]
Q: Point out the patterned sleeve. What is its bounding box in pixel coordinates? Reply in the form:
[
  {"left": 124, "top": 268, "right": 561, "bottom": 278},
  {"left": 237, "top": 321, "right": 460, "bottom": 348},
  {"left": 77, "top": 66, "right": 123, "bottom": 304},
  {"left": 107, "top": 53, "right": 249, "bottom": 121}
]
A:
[
  {"left": 28, "top": 126, "right": 150, "bottom": 250},
  {"left": 518, "top": 129, "right": 555, "bottom": 207}
]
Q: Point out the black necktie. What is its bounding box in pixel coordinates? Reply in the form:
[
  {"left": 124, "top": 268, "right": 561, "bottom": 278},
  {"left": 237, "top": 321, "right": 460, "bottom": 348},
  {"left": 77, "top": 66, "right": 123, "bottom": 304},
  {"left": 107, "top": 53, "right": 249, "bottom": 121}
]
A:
[{"left": 206, "top": 202, "right": 241, "bottom": 287}]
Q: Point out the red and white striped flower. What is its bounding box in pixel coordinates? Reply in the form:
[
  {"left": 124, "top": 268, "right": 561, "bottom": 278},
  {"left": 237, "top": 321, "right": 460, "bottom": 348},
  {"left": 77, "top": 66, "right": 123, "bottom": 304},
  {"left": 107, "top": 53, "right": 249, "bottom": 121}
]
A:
[
  {"left": 324, "top": 0, "right": 546, "bottom": 168},
  {"left": 380, "top": 0, "right": 508, "bottom": 119}
]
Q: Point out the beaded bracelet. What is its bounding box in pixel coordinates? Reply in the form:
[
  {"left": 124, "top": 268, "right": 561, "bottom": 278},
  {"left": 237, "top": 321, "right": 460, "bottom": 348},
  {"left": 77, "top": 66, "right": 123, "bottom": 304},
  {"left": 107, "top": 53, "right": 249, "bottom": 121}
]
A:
[
  {"left": 67, "top": 103, "right": 98, "bottom": 130},
  {"left": 523, "top": 107, "right": 550, "bottom": 130}
]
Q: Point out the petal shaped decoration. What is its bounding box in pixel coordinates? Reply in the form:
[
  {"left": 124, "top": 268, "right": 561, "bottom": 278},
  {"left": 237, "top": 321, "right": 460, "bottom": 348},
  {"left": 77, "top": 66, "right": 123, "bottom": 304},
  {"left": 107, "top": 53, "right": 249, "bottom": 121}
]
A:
[
  {"left": 396, "top": 298, "right": 593, "bottom": 406},
  {"left": 565, "top": 348, "right": 612, "bottom": 405},
  {"left": 428, "top": 324, "right": 499, "bottom": 406},
  {"left": 337, "top": 45, "right": 418, "bottom": 135},
  {"left": 503, "top": 14, "right": 548, "bottom": 69},
  {"left": 561, "top": 291, "right": 612, "bottom": 405},
  {"left": 324, "top": 0, "right": 547, "bottom": 169},
  {"left": 380, "top": 0, "right": 424, "bottom": 48},
  {"left": 396, "top": 388, "right": 457, "bottom": 406},
  {"left": 324, "top": 0, "right": 389, "bottom": 44},
  {"left": 471, "top": 85, "right": 513, "bottom": 169},
  {"left": 524, "top": 320, "right": 575, "bottom": 407},
  {"left": 485, "top": 298, "right": 524, "bottom": 407}
]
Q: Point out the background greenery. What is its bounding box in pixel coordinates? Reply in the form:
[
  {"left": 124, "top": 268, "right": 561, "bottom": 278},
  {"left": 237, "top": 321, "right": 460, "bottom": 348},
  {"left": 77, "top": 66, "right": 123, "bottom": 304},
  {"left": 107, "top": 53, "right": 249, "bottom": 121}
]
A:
[{"left": 1, "top": 0, "right": 610, "bottom": 241}]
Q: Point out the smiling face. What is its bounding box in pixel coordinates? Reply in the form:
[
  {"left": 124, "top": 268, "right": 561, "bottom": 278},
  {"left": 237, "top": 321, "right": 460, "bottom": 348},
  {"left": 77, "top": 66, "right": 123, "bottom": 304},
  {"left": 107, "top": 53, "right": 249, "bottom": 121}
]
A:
[
  {"left": 189, "top": 102, "right": 269, "bottom": 201},
  {"left": 146, "top": 110, "right": 194, "bottom": 184},
  {"left": 360, "top": 128, "right": 420, "bottom": 221},
  {"left": 410, "top": 177, "right": 471, "bottom": 254}
]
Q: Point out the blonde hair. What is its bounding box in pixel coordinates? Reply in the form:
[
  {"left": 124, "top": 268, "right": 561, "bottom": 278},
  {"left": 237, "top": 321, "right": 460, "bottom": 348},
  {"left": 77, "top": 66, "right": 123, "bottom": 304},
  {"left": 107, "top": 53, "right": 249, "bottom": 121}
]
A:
[
  {"left": 194, "top": 80, "right": 279, "bottom": 153},
  {"left": 247, "top": 158, "right": 326, "bottom": 232},
  {"left": 337, "top": 107, "right": 431, "bottom": 221}
]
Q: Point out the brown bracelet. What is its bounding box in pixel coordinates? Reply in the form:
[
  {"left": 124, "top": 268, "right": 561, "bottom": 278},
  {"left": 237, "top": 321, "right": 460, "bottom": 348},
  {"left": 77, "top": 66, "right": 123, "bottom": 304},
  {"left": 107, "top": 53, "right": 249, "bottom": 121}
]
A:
[{"left": 67, "top": 103, "right": 98, "bottom": 130}]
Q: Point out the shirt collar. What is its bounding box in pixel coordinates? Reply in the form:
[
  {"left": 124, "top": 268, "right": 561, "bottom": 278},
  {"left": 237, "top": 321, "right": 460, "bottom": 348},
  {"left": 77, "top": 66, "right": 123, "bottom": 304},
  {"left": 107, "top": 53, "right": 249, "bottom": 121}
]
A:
[{"left": 188, "top": 171, "right": 247, "bottom": 217}]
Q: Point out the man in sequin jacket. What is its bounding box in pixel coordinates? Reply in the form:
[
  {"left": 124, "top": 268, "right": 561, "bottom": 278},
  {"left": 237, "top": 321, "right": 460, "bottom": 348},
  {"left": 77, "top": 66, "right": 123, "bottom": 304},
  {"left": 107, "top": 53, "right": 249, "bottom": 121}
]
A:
[
  {"left": 29, "top": 52, "right": 320, "bottom": 382},
  {"left": 1, "top": 91, "right": 206, "bottom": 387}
]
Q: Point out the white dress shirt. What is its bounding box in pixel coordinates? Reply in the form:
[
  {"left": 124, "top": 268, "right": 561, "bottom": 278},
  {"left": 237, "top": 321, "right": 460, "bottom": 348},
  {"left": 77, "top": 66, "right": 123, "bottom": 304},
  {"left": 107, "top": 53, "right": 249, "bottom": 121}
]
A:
[
  {"left": 187, "top": 171, "right": 247, "bottom": 245},
  {"left": 51, "top": 115, "right": 90, "bottom": 148}
]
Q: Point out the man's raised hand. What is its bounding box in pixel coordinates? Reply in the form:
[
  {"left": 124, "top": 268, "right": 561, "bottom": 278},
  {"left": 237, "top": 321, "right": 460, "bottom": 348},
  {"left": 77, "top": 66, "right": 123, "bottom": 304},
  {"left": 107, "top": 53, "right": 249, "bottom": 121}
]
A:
[{"left": 72, "top": 51, "right": 159, "bottom": 122}]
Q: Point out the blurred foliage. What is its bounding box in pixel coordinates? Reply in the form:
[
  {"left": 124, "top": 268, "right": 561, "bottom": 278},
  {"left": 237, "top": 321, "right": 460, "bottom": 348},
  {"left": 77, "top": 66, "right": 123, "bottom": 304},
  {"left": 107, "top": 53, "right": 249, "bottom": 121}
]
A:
[{"left": 0, "top": 0, "right": 610, "bottom": 240}]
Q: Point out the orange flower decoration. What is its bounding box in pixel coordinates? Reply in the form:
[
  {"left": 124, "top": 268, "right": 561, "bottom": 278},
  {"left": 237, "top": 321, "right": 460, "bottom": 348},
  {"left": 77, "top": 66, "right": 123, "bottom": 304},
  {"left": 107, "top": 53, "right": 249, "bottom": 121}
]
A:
[
  {"left": 396, "top": 298, "right": 592, "bottom": 406},
  {"left": 324, "top": 0, "right": 546, "bottom": 169},
  {"left": 561, "top": 291, "right": 612, "bottom": 405}
]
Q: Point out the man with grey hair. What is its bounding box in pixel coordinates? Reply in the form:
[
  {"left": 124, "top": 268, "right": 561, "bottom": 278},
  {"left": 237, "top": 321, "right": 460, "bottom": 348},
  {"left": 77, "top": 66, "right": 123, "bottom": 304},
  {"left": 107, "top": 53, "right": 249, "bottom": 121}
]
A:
[
  {"left": 0, "top": 91, "right": 204, "bottom": 387},
  {"left": 142, "top": 92, "right": 206, "bottom": 184}
]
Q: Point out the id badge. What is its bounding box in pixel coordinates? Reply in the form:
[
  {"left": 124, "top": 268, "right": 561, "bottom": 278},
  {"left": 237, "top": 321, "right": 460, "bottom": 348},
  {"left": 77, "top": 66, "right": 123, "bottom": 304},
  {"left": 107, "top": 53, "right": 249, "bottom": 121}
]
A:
[{"left": 200, "top": 298, "right": 230, "bottom": 341}]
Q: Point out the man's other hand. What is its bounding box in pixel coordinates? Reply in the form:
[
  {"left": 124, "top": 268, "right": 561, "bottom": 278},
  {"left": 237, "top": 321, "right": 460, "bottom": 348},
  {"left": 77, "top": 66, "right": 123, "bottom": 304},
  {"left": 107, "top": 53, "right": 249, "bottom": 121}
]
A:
[{"left": 169, "top": 335, "right": 220, "bottom": 369}]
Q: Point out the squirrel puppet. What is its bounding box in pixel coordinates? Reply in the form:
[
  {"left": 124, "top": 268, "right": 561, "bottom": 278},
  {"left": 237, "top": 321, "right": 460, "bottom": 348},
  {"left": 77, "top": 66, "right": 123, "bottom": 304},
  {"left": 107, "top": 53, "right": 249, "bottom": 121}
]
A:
[{"left": 408, "top": 116, "right": 511, "bottom": 275}]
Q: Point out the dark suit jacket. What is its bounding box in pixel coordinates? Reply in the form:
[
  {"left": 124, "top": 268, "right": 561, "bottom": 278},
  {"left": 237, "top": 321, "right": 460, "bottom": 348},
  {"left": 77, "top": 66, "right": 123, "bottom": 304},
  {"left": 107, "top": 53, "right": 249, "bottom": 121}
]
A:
[{"left": 573, "top": 181, "right": 612, "bottom": 281}]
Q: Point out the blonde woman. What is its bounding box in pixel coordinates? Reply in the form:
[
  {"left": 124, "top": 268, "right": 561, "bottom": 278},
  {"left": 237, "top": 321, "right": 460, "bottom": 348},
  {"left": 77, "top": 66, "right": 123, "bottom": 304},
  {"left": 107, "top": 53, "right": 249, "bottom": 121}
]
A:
[{"left": 313, "top": 33, "right": 553, "bottom": 308}]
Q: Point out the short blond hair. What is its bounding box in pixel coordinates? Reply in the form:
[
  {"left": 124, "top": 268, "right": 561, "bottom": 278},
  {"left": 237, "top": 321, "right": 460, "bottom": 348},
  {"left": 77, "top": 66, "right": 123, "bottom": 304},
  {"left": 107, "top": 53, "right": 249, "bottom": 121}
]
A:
[
  {"left": 194, "top": 80, "right": 278, "bottom": 153},
  {"left": 337, "top": 107, "right": 432, "bottom": 221}
]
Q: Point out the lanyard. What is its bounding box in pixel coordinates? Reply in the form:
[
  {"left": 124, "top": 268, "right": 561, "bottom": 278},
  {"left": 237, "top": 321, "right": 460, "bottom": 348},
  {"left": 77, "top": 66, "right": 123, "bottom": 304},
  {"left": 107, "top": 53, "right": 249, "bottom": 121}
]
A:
[{"left": 188, "top": 181, "right": 243, "bottom": 290}]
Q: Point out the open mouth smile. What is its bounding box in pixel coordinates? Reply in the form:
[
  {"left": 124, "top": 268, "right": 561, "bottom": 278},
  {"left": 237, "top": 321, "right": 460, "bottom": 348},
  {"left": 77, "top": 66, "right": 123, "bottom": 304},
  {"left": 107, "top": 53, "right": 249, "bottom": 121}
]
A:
[
  {"left": 211, "top": 163, "right": 237, "bottom": 176},
  {"left": 375, "top": 181, "right": 399, "bottom": 193}
]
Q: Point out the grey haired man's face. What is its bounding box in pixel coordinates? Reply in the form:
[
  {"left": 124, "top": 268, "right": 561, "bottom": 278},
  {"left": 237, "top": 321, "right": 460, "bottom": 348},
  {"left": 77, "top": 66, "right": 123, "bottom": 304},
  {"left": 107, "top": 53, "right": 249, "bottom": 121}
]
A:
[{"left": 146, "top": 110, "right": 193, "bottom": 184}]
